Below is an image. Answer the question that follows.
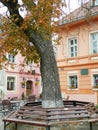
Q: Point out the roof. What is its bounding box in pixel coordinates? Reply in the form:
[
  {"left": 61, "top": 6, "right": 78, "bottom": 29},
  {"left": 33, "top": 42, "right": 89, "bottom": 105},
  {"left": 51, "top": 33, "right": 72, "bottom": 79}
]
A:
[{"left": 59, "top": 1, "right": 98, "bottom": 26}]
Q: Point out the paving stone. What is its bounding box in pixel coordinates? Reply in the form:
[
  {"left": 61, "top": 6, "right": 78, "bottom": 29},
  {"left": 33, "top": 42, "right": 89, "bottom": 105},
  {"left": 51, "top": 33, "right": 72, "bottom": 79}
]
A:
[
  {"left": 9, "top": 122, "right": 98, "bottom": 130},
  {"left": 0, "top": 115, "right": 98, "bottom": 130}
]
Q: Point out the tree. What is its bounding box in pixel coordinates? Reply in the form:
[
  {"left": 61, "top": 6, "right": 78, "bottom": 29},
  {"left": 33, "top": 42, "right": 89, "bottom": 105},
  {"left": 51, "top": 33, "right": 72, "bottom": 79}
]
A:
[{"left": 0, "top": 0, "right": 67, "bottom": 108}]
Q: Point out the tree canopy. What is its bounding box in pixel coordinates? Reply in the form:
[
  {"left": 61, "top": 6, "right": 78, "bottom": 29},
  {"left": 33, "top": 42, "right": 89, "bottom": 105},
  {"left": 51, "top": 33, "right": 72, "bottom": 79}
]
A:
[{"left": 0, "top": 0, "right": 66, "bottom": 66}]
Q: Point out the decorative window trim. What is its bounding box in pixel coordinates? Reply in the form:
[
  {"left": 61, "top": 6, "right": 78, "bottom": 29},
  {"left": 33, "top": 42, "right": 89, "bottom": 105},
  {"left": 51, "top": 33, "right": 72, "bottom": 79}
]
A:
[
  {"left": 92, "top": 73, "right": 98, "bottom": 90},
  {"left": 67, "top": 71, "right": 79, "bottom": 90},
  {"left": 6, "top": 75, "right": 17, "bottom": 92},
  {"left": 89, "top": 31, "right": 98, "bottom": 55},
  {"left": 7, "top": 53, "right": 16, "bottom": 63},
  {"left": 66, "top": 36, "right": 78, "bottom": 58}
]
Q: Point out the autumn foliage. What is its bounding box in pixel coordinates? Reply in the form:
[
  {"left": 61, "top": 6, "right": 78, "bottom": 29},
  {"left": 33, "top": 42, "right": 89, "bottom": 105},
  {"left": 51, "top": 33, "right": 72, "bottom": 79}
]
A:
[{"left": 0, "top": 0, "right": 66, "bottom": 66}]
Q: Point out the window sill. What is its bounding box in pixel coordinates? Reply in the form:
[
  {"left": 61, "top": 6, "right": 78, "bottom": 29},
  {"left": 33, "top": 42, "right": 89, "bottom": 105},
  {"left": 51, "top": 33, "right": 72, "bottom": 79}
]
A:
[
  {"left": 92, "top": 87, "right": 98, "bottom": 90},
  {"left": 68, "top": 88, "right": 78, "bottom": 90},
  {"left": 7, "top": 90, "right": 16, "bottom": 92}
]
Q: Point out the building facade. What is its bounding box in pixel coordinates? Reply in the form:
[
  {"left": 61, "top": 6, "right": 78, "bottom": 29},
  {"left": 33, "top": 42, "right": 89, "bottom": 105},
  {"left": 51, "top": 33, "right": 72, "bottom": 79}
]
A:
[
  {"left": 0, "top": 52, "right": 41, "bottom": 100},
  {"left": 57, "top": 0, "right": 98, "bottom": 104}
]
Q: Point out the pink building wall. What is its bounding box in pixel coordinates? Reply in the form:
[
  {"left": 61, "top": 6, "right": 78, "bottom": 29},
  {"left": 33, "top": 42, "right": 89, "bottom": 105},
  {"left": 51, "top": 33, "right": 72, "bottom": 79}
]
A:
[{"left": 3, "top": 52, "right": 41, "bottom": 100}]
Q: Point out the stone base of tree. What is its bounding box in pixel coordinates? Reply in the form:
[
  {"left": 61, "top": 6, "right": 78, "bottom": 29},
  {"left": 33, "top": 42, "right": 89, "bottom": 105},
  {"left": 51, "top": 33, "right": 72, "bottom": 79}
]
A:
[{"left": 42, "top": 100, "right": 64, "bottom": 108}]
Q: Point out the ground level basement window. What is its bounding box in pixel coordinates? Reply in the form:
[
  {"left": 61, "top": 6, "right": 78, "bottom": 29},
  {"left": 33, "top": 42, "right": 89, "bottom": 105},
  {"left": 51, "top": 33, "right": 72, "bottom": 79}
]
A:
[
  {"left": 92, "top": 74, "right": 98, "bottom": 89},
  {"left": 68, "top": 75, "right": 78, "bottom": 89}
]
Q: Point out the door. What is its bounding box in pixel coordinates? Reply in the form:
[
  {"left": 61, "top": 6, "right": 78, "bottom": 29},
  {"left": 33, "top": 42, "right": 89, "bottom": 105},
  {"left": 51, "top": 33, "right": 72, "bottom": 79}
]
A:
[{"left": 26, "top": 80, "right": 33, "bottom": 97}]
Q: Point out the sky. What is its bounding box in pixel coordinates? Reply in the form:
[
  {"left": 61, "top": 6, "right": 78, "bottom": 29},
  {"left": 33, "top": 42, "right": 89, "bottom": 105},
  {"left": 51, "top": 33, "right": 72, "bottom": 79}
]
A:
[
  {"left": 0, "top": 2, "right": 7, "bottom": 15},
  {"left": 66, "top": 0, "right": 80, "bottom": 12},
  {"left": 65, "top": 0, "right": 89, "bottom": 13},
  {"left": 0, "top": 0, "right": 80, "bottom": 16}
]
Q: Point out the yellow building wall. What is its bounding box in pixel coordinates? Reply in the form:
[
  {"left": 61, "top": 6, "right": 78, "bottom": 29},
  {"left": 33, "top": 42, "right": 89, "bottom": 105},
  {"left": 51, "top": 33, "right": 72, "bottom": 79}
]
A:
[{"left": 57, "top": 20, "right": 98, "bottom": 104}]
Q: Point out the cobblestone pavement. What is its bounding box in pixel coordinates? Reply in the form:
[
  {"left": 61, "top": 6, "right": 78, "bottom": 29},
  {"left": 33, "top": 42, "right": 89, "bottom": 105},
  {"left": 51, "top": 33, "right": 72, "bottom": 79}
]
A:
[
  {"left": 0, "top": 100, "right": 26, "bottom": 130},
  {"left": 55, "top": 122, "right": 98, "bottom": 130},
  {"left": 0, "top": 114, "right": 4, "bottom": 130}
]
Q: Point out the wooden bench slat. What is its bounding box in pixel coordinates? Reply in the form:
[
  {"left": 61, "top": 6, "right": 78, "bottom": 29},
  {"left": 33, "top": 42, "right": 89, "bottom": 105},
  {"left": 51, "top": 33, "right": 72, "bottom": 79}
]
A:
[
  {"left": 3, "top": 116, "right": 98, "bottom": 126},
  {"left": 18, "top": 110, "right": 88, "bottom": 115},
  {"left": 17, "top": 114, "right": 48, "bottom": 120},
  {"left": 16, "top": 113, "right": 90, "bottom": 121},
  {"left": 47, "top": 114, "right": 90, "bottom": 120},
  {"left": 3, "top": 100, "right": 97, "bottom": 129},
  {"left": 3, "top": 118, "right": 48, "bottom": 126}
]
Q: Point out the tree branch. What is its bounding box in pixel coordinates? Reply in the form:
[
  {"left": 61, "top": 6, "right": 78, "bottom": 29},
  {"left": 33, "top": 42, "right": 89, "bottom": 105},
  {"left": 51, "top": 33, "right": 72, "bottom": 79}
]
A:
[
  {"left": 0, "top": 0, "right": 50, "bottom": 54},
  {"left": 0, "top": 0, "right": 23, "bottom": 26}
]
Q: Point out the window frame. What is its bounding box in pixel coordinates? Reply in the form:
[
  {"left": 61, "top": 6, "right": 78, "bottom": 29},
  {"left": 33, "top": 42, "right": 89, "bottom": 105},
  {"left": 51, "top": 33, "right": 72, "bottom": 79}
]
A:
[
  {"left": 67, "top": 72, "right": 79, "bottom": 90},
  {"left": 67, "top": 36, "right": 78, "bottom": 58},
  {"left": 92, "top": 74, "right": 98, "bottom": 89},
  {"left": 7, "top": 53, "right": 16, "bottom": 63},
  {"left": 90, "top": 31, "right": 98, "bottom": 55},
  {"left": 91, "top": 0, "right": 98, "bottom": 6},
  {"left": 6, "top": 75, "right": 17, "bottom": 92}
]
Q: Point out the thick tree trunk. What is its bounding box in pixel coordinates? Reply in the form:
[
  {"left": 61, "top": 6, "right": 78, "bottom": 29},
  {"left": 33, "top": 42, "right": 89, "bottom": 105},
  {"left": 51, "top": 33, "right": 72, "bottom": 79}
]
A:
[
  {"left": 40, "top": 41, "right": 64, "bottom": 108},
  {"left": 29, "top": 33, "right": 64, "bottom": 108}
]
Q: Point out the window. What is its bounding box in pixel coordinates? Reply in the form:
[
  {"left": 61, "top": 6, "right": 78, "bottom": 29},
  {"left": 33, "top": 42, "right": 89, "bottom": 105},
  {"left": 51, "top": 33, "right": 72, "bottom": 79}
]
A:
[
  {"left": 95, "top": 0, "right": 98, "bottom": 5},
  {"left": 68, "top": 37, "right": 78, "bottom": 58},
  {"left": 90, "top": 32, "right": 98, "bottom": 54},
  {"left": 93, "top": 74, "right": 98, "bottom": 88},
  {"left": 8, "top": 54, "right": 15, "bottom": 63},
  {"left": 7, "top": 76, "right": 15, "bottom": 91},
  {"left": 69, "top": 75, "right": 78, "bottom": 89},
  {"left": 91, "top": 0, "right": 98, "bottom": 6}
]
